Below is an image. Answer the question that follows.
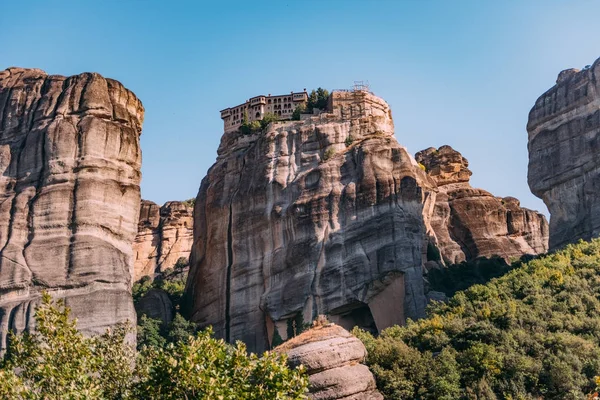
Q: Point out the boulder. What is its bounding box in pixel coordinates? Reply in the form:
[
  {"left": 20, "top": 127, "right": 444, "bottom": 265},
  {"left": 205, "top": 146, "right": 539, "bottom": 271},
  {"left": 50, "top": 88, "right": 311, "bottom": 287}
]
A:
[{"left": 276, "top": 322, "right": 383, "bottom": 400}]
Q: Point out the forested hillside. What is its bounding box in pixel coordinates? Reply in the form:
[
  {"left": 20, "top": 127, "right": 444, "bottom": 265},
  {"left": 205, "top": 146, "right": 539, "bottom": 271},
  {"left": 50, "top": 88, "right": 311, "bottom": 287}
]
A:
[{"left": 355, "top": 239, "right": 600, "bottom": 399}]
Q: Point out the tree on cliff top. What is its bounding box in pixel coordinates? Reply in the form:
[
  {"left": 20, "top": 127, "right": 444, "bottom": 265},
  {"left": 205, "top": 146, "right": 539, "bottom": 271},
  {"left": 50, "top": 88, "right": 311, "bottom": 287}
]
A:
[{"left": 306, "top": 88, "right": 329, "bottom": 112}]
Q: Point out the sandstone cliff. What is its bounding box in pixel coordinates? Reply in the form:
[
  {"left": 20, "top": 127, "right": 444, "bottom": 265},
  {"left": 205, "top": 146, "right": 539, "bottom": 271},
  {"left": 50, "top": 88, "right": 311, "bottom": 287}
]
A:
[
  {"left": 133, "top": 199, "right": 193, "bottom": 281},
  {"left": 186, "top": 90, "right": 435, "bottom": 352},
  {"left": 527, "top": 57, "right": 600, "bottom": 250},
  {"left": 416, "top": 145, "right": 548, "bottom": 264},
  {"left": 276, "top": 321, "right": 383, "bottom": 400},
  {"left": 0, "top": 67, "right": 143, "bottom": 349}
]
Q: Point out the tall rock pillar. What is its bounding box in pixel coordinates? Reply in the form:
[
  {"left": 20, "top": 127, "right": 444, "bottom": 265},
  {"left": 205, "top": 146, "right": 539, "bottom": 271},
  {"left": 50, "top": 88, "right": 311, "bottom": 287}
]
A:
[{"left": 0, "top": 67, "right": 144, "bottom": 348}]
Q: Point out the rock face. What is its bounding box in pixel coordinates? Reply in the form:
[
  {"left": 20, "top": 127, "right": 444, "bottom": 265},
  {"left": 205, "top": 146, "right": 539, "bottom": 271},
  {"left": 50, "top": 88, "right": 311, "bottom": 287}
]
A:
[
  {"left": 527, "top": 57, "right": 600, "bottom": 250},
  {"left": 186, "top": 90, "right": 435, "bottom": 352},
  {"left": 276, "top": 322, "right": 383, "bottom": 400},
  {"left": 133, "top": 200, "right": 193, "bottom": 281},
  {"left": 416, "top": 145, "right": 549, "bottom": 264},
  {"left": 0, "top": 67, "right": 144, "bottom": 349},
  {"left": 136, "top": 288, "right": 174, "bottom": 326}
]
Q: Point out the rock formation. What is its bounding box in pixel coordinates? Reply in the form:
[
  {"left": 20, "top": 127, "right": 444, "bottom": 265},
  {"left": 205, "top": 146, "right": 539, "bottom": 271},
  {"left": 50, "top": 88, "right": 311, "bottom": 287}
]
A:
[
  {"left": 527, "top": 57, "right": 600, "bottom": 250},
  {"left": 0, "top": 67, "right": 143, "bottom": 349},
  {"left": 186, "top": 90, "right": 436, "bottom": 352},
  {"left": 136, "top": 288, "right": 174, "bottom": 326},
  {"left": 416, "top": 145, "right": 548, "bottom": 264},
  {"left": 133, "top": 199, "right": 193, "bottom": 281},
  {"left": 276, "top": 321, "right": 383, "bottom": 400}
]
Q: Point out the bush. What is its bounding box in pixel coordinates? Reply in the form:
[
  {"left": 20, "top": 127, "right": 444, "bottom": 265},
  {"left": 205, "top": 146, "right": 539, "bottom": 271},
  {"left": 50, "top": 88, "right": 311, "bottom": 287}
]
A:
[
  {"left": 292, "top": 103, "right": 306, "bottom": 120},
  {"left": 345, "top": 135, "right": 355, "bottom": 147},
  {"left": 135, "top": 327, "right": 308, "bottom": 399},
  {"left": 356, "top": 239, "right": 600, "bottom": 399},
  {"left": 323, "top": 147, "right": 336, "bottom": 161},
  {"left": 174, "top": 256, "right": 188, "bottom": 270},
  {"left": 0, "top": 293, "right": 309, "bottom": 399},
  {"left": 0, "top": 293, "right": 135, "bottom": 399},
  {"left": 260, "top": 112, "right": 278, "bottom": 129}
]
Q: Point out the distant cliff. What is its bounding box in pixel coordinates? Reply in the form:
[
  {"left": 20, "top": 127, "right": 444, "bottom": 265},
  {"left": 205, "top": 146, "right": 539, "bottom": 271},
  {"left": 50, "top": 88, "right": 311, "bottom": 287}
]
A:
[
  {"left": 0, "top": 67, "right": 143, "bottom": 349},
  {"left": 134, "top": 200, "right": 193, "bottom": 281},
  {"left": 186, "top": 90, "right": 435, "bottom": 352},
  {"left": 527, "top": 57, "right": 600, "bottom": 250},
  {"left": 416, "top": 145, "right": 548, "bottom": 264}
]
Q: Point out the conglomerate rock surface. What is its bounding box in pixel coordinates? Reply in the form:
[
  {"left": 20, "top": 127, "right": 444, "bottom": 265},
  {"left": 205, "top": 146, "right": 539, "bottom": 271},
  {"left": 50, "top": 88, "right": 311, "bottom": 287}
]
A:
[
  {"left": 276, "top": 322, "right": 383, "bottom": 400},
  {"left": 0, "top": 67, "right": 143, "bottom": 349},
  {"left": 416, "top": 145, "right": 548, "bottom": 264},
  {"left": 527, "top": 57, "right": 600, "bottom": 250},
  {"left": 186, "top": 91, "right": 435, "bottom": 352},
  {"left": 133, "top": 199, "right": 193, "bottom": 281}
]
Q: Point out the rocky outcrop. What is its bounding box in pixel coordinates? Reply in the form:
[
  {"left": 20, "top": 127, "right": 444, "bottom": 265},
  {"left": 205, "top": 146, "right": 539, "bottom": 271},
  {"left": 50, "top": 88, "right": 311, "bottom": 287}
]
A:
[
  {"left": 0, "top": 67, "right": 144, "bottom": 349},
  {"left": 276, "top": 321, "right": 382, "bottom": 400},
  {"left": 416, "top": 145, "right": 548, "bottom": 264},
  {"left": 527, "top": 57, "right": 600, "bottom": 250},
  {"left": 186, "top": 90, "right": 435, "bottom": 352},
  {"left": 133, "top": 200, "right": 193, "bottom": 281},
  {"left": 136, "top": 288, "right": 174, "bottom": 326}
]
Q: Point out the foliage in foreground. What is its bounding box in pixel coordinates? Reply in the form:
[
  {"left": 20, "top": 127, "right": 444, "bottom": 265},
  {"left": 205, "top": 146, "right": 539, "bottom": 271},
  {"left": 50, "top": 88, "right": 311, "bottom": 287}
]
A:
[
  {"left": 355, "top": 239, "right": 600, "bottom": 399},
  {"left": 0, "top": 294, "right": 308, "bottom": 400}
]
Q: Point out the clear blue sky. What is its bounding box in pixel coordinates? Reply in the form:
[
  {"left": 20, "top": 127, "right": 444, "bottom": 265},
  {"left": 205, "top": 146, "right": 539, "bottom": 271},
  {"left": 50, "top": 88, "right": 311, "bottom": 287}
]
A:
[{"left": 2, "top": 1, "right": 599, "bottom": 215}]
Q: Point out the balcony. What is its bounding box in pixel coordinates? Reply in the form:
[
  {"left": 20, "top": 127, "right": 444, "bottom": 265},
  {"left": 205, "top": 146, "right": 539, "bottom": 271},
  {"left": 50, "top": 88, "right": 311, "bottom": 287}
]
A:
[
  {"left": 292, "top": 93, "right": 307, "bottom": 102},
  {"left": 250, "top": 96, "right": 266, "bottom": 105},
  {"left": 220, "top": 108, "right": 231, "bottom": 119}
]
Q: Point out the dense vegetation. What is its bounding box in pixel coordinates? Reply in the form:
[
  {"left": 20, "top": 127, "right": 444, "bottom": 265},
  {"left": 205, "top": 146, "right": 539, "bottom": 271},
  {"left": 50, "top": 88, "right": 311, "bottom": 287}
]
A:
[
  {"left": 355, "top": 239, "right": 600, "bottom": 399},
  {"left": 240, "top": 112, "right": 279, "bottom": 134},
  {"left": 132, "top": 258, "right": 198, "bottom": 349},
  {"left": 0, "top": 293, "right": 308, "bottom": 399}
]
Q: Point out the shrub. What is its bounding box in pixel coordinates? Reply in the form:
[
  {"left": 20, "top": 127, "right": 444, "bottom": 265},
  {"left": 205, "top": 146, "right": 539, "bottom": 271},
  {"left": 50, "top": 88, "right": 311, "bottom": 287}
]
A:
[
  {"left": 292, "top": 103, "right": 306, "bottom": 120},
  {"left": 260, "top": 112, "right": 278, "bottom": 129},
  {"left": 345, "top": 135, "right": 355, "bottom": 147},
  {"left": 323, "top": 147, "right": 335, "bottom": 161},
  {"left": 0, "top": 293, "right": 135, "bottom": 399},
  {"left": 174, "top": 256, "right": 188, "bottom": 270},
  {"left": 0, "top": 293, "right": 309, "bottom": 399},
  {"left": 134, "top": 327, "right": 308, "bottom": 399}
]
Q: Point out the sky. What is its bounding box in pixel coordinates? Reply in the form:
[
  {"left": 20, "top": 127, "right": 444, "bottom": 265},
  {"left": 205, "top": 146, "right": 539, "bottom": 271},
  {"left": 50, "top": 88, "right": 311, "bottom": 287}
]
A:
[{"left": 1, "top": 0, "right": 600, "bottom": 215}]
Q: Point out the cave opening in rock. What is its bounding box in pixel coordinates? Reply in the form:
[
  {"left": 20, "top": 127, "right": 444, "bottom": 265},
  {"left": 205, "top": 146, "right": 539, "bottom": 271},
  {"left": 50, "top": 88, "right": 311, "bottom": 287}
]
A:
[{"left": 329, "top": 302, "right": 378, "bottom": 335}]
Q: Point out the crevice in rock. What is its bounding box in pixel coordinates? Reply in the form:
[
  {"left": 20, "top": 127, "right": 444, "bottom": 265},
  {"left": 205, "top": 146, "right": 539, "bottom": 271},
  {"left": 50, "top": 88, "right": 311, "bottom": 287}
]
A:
[
  {"left": 225, "top": 199, "right": 234, "bottom": 342},
  {"left": 66, "top": 117, "right": 84, "bottom": 280}
]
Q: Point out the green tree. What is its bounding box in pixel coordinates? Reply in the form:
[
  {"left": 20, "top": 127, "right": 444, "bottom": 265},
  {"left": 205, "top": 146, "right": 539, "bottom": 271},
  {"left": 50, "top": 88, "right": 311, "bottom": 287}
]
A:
[
  {"left": 0, "top": 293, "right": 135, "bottom": 399},
  {"left": 133, "top": 327, "right": 308, "bottom": 399},
  {"left": 0, "top": 293, "right": 309, "bottom": 399},
  {"left": 292, "top": 103, "right": 306, "bottom": 120},
  {"left": 137, "top": 314, "right": 167, "bottom": 350},
  {"left": 167, "top": 313, "right": 197, "bottom": 343},
  {"left": 306, "top": 88, "right": 329, "bottom": 112},
  {"left": 260, "top": 112, "right": 279, "bottom": 129},
  {"left": 355, "top": 239, "right": 600, "bottom": 399}
]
